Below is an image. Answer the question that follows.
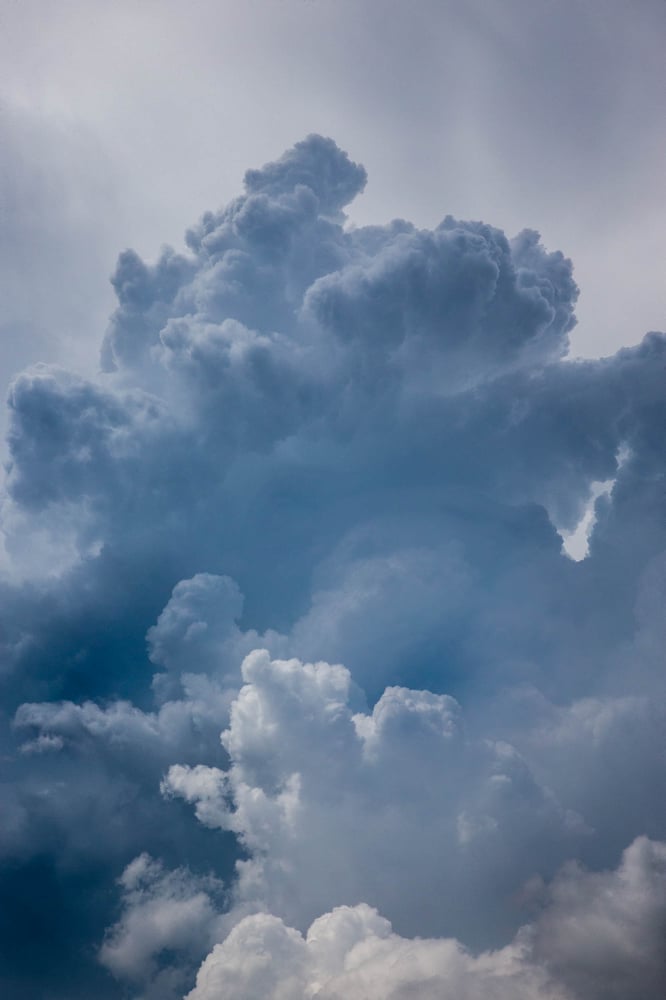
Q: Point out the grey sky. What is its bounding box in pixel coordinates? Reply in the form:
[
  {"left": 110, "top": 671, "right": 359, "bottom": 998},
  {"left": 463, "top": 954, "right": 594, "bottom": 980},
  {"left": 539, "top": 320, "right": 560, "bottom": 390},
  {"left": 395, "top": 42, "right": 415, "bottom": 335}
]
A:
[{"left": 0, "top": 0, "right": 663, "bottom": 389}]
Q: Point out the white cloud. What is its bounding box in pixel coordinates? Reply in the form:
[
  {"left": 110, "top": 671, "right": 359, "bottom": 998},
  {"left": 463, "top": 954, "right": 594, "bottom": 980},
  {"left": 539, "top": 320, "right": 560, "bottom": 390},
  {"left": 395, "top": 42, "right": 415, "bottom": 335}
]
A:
[
  {"left": 164, "top": 650, "right": 583, "bottom": 945},
  {"left": 99, "top": 854, "right": 225, "bottom": 1000},
  {"left": 185, "top": 835, "right": 666, "bottom": 1000}
]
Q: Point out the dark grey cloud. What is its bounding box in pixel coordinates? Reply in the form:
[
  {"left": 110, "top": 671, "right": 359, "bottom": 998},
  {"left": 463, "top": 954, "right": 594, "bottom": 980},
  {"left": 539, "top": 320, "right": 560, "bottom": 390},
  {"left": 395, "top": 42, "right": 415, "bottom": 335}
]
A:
[{"left": 0, "top": 135, "right": 664, "bottom": 998}]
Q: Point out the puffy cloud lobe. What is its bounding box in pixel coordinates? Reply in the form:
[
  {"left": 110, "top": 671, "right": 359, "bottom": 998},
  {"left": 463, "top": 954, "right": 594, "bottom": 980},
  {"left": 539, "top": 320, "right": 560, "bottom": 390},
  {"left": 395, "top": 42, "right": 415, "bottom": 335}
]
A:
[
  {"left": 6, "top": 365, "right": 133, "bottom": 509},
  {"left": 4, "top": 363, "right": 179, "bottom": 543},
  {"left": 101, "top": 136, "right": 365, "bottom": 375},
  {"left": 243, "top": 134, "right": 367, "bottom": 217},
  {"left": 147, "top": 574, "right": 246, "bottom": 678},
  {"left": 305, "top": 220, "right": 577, "bottom": 388},
  {"left": 185, "top": 837, "right": 666, "bottom": 1000},
  {"left": 146, "top": 572, "right": 288, "bottom": 702},
  {"left": 101, "top": 246, "right": 197, "bottom": 371},
  {"left": 14, "top": 686, "right": 229, "bottom": 760},
  {"left": 99, "top": 854, "right": 226, "bottom": 1000},
  {"left": 186, "top": 906, "right": 561, "bottom": 1000},
  {"left": 164, "top": 651, "right": 583, "bottom": 946}
]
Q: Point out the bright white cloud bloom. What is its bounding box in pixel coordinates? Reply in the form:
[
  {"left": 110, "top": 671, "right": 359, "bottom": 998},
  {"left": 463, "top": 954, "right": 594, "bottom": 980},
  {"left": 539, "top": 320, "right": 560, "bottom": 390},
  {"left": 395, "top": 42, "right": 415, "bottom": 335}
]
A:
[
  {"left": 185, "top": 835, "right": 666, "bottom": 1000},
  {"left": 186, "top": 904, "right": 559, "bottom": 1000},
  {"left": 163, "top": 650, "right": 584, "bottom": 945}
]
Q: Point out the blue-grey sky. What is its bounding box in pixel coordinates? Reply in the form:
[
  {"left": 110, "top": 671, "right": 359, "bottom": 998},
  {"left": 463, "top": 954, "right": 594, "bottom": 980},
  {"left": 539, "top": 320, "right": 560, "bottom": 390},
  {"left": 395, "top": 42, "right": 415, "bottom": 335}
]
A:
[{"left": 1, "top": 4, "right": 665, "bottom": 999}]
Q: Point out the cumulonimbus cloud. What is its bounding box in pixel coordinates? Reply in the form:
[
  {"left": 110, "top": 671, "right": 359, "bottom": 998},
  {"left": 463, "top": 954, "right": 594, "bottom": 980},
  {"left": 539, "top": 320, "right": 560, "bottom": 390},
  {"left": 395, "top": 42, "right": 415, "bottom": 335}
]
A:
[{"left": 2, "top": 135, "right": 665, "bottom": 998}]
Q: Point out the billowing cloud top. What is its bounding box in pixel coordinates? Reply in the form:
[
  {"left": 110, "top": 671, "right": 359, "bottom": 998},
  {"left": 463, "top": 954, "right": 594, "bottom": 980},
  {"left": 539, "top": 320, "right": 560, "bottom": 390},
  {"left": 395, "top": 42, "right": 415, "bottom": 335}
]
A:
[{"left": 1, "top": 135, "right": 665, "bottom": 999}]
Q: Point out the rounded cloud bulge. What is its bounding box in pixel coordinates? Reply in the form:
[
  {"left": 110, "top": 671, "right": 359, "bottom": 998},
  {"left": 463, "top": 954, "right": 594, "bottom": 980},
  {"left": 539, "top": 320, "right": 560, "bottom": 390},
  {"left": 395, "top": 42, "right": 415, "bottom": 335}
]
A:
[
  {"left": 184, "top": 835, "right": 666, "bottom": 1000},
  {"left": 1, "top": 136, "right": 665, "bottom": 998}
]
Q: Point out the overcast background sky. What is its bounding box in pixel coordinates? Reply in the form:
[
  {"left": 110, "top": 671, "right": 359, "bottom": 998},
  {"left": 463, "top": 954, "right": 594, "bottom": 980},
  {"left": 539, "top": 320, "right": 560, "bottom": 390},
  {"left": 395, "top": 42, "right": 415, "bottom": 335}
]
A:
[{"left": 1, "top": 0, "right": 664, "bottom": 390}]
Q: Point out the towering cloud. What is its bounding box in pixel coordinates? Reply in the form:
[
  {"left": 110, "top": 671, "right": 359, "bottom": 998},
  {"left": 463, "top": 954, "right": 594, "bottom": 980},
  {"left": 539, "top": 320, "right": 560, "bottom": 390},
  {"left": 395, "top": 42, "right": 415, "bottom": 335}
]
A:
[{"left": 1, "top": 136, "right": 664, "bottom": 997}]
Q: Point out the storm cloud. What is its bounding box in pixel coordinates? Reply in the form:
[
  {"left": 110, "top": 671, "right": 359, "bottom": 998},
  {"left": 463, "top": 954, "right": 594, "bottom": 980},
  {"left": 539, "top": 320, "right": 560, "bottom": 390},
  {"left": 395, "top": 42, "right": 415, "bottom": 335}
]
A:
[{"left": 1, "top": 135, "right": 665, "bottom": 997}]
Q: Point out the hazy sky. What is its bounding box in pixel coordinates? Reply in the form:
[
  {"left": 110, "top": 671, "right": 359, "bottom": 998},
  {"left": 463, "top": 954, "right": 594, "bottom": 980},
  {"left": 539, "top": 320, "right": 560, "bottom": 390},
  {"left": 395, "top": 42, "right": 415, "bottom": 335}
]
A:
[
  {"left": 1, "top": 0, "right": 664, "bottom": 382},
  {"left": 1, "top": 4, "right": 665, "bottom": 999}
]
